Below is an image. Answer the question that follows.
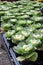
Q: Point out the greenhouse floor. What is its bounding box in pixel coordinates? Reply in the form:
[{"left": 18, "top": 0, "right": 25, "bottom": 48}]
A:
[{"left": 0, "top": 39, "right": 11, "bottom": 65}]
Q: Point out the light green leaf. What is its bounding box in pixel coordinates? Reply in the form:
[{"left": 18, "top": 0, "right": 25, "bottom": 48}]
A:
[{"left": 16, "top": 52, "right": 38, "bottom": 62}]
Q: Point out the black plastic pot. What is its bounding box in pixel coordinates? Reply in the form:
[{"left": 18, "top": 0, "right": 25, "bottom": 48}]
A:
[
  {"left": 1, "top": 34, "right": 17, "bottom": 49},
  {"left": 41, "top": 8, "right": 43, "bottom": 16},
  {"left": 9, "top": 48, "right": 43, "bottom": 65}
]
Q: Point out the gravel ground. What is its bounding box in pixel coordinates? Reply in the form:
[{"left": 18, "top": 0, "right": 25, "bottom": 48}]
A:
[
  {"left": 0, "top": 48, "right": 11, "bottom": 65},
  {"left": 0, "top": 35, "right": 11, "bottom": 65}
]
